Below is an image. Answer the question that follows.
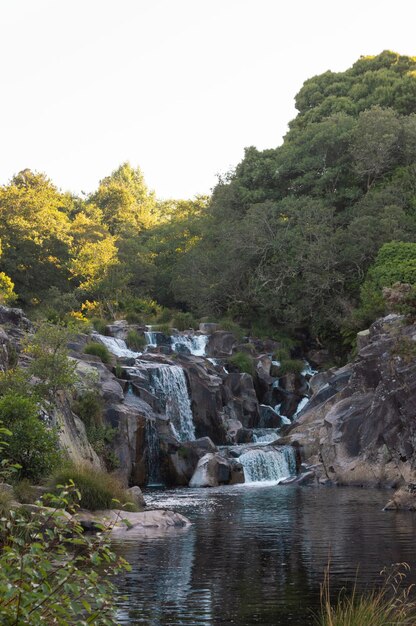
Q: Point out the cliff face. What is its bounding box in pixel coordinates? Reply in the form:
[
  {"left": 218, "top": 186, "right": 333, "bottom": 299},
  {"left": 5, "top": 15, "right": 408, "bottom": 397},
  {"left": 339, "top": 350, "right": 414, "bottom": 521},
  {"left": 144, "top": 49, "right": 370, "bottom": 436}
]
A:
[{"left": 284, "top": 314, "right": 416, "bottom": 487}]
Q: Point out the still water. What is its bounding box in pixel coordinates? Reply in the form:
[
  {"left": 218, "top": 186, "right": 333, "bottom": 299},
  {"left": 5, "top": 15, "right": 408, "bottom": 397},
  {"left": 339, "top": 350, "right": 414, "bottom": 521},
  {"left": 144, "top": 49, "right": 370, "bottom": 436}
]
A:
[{"left": 113, "top": 484, "right": 416, "bottom": 625}]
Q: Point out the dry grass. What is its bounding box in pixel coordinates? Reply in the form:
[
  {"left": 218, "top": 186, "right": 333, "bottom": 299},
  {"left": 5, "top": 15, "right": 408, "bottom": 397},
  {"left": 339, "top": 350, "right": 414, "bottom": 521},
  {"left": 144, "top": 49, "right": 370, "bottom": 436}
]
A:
[{"left": 318, "top": 563, "right": 416, "bottom": 626}]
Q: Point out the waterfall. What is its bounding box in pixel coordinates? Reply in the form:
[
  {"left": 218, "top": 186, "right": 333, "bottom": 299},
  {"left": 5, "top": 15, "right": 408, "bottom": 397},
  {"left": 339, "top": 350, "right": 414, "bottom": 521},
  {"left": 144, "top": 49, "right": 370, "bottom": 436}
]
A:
[
  {"left": 171, "top": 334, "right": 208, "bottom": 356},
  {"left": 145, "top": 419, "right": 162, "bottom": 486},
  {"left": 144, "top": 326, "right": 159, "bottom": 348},
  {"left": 149, "top": 365, "right": 195, "bottom": 441},
  {"left": 92, "top": 333, "right": 139, "bottom": 359},
  {"left": 239, "top": 447, "right": 296, "bottom": 483}
]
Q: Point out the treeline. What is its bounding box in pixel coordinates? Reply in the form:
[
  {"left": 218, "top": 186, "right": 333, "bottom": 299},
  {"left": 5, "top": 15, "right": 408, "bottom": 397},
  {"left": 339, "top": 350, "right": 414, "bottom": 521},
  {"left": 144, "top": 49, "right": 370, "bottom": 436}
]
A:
[{"left": 1, "top": 50, "right": 416, "bottom": 355}]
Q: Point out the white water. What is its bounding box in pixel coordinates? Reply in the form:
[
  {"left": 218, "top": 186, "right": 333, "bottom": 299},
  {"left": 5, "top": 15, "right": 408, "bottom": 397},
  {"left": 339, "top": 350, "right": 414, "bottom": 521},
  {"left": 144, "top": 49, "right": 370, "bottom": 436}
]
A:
[
  {"left": 149, "top": 365, "right": 195, "bottom": 441},
  {"left": 144, "top": 331, "right": 159, "bottom": 348},
  {"left": 171, "top": 334, "right": 208, "bottom": 356},
  {"left": 252, "top": 429, "right": 280, "bottom": 443},
  {"left": 239, "top": 447, "right": 296, "bottom": 483},
  {"left": 92, "top": 333, "right": 140, "bottom": 359},
  {"left": 294, "top": 397, "right": 309, "bottom": 416},
  {"left": 145, "top": 419, "right": 162, "bottom": 485}
]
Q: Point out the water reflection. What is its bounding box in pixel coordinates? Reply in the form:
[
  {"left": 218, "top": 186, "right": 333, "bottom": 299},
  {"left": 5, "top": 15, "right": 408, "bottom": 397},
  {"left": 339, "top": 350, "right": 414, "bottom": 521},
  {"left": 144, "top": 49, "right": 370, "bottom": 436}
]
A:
[{"left": 113, "top": 485, "right": 416, "bottom": 625}]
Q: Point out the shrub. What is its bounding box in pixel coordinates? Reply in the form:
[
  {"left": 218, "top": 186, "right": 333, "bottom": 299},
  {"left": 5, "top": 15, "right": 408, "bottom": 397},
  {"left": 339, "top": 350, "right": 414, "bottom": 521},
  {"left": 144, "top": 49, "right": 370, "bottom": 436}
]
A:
[
  {"left": 219, "top": 319, "right": 245, "bottom": 341},
  {"left": 12, "top": 479, "right": 37, "bottom": 504},
  {"left": 49, "top": 465, "right": 137, "bottom": 511},
  {"left": 0, "top": 487, "right": 13, "bottom": 516},
  {"left": 0, "top": 393, "right": 38, "bottom": 426},
  {"left": 172, "top": 311, "right": 197, "bottom": 331},
  {"left": 24, "top": 323, "right": 78, "bottom": 403},
  {"left": 228, "top": 352, "right": 254, "bottom": 375},
  {"left": 156, "top": 307, "right": 173, "bottom": 324},
  {"left": 4, "top": 416, "right": 60, "bottom": 482},
  {"left": 72, "top": 390, "right": 103, "bottom": 429},
  {"left": 277, "top": 359, "right": 305, "bottom": 376},
  {"left": 90, "top": 317, "right": 109, "bottom": 334},
  {"left": 126, "top": 329, "right": 146, "bottom": 351},
  {"left": 84, "top": 341, "right": 111, "bottom": 363},
  {"left": 0, "top": 482, "right": 130, "bottom": 624}
]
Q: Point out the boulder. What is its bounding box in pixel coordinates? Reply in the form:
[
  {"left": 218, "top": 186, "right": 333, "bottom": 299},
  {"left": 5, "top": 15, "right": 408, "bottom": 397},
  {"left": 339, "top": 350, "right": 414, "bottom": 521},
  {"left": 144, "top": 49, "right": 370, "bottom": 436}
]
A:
[
  {"left": 222, "top": 373, "right": 260, "bottom": 428},
  {"left": 384, "top": 486, "right": 416, "bottom": 511},
  {"left": 76, "top": 508, "right": 191, "bottom": 537},
  {"left": 160, "top": 437, "right": 218, "bottom": 487},
  {"left": 199, "top": 323, "right": 219, "bottom": 334},
  {"left": 206, "top": 331, "right": 237, "bottom": 357},
  {"left": 126, "top": 486, "right": 146, "bottom": 509},
  {"left": 189, "top": 453, "right": 231, "bottom": 487},
  {"left": 284, "top": 314, "right": 416, "bottom": 487}
]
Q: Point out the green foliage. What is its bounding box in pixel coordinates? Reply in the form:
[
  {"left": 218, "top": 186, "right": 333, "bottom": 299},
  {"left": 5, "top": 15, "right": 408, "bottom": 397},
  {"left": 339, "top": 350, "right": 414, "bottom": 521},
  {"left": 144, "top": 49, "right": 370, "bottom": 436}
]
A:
[
  {"left": 0, "top": 487, "right": 13, "bottom": 516},
  {"left": 72, "top": 391, "right": 103, "bottom": 429},
  {"left": 172, "top": 311, "right": 197, "bottom": 331},
  {"left": 49, "top": 465, "right": 136, "bottom": 511},
  {"left": 277, "top": 359, "right": 305, "bottom": 376},
  {"left": 0, "top": 393, "right": 38, "bottom": 425},
  {"left": 0, "top": 480, "right": 130, "bottom": 625},
  {"left": 3, "top": 416, "right": 60, "bottom": 482},
  {"left": 391, "top": 336, "right": 416, "bottom": 363},
  {"left": 125, "top": 329, "right": 146, "bottom": 350},
  {"left": 219, "top": 319, "right": 245, "bottom": 341},
  {"left": 24, "top": 323, "right": 78, "bottom": 403},
  {"left": 91, "top": 317, "right": 109, "bottom": 334},
  {"left": 228, "top": 352, "right": 254, "bottom": 375},
  {"left": 84, "top": 342, "right": 111, "bottom": 364},
  {"left": 11, "top": 479, "right": 38, "bottom": 504}
]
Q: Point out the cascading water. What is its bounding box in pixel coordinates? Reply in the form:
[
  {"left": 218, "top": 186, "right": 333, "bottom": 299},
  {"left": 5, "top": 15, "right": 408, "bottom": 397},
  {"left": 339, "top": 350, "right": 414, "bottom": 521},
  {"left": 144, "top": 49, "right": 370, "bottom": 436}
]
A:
[
  {"left": 92, "top": 333, "right": 140, "bottom": 359},
  {"left": 144, "top": 326, "right": 159, "bottom": 348},
  {"left": 171, "top": 334, "right": 208, "bottom": 356},
  {"left": 239, "top": 446, "right": 296, "bottom": 483},
  {"left": 149, "top": 365, "right": 195, "bottom": 441},
  {"left": 145, "top": 419, "right": 162, "bottom": 486}
]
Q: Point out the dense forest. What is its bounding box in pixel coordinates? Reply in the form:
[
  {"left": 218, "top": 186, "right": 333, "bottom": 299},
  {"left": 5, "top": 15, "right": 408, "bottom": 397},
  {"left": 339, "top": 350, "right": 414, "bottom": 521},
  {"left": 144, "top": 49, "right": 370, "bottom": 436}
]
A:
[{"left": 1, "top": 50, "right": 416, "bottom": 357}]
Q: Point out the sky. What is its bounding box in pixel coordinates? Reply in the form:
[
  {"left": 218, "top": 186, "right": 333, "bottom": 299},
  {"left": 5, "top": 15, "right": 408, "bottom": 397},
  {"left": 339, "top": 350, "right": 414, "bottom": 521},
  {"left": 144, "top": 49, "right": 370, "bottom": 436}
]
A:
[{"left": 0, "top": 0, "right": 415, "bottom": 199}]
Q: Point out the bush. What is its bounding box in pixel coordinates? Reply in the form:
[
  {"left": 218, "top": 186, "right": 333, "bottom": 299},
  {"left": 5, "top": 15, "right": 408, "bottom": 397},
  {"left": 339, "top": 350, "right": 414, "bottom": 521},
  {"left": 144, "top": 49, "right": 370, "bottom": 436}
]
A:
[
  {"left": 0, "top": 393, "right": 38, "bottom": 426},
  {"left": 172, "top": 311, "right": 197, "bottom": 331},
  {"left": 5, "top": 416, "right": 60, "bottom": 482},
  {"left": 125, "top": 329, "right": 146, "bottom": 351},
  {"left": 72, "top": 390, "right": 103, "bottom": 429},
  {"left": 0, "top": 482, "right": 130, "bottom": 624},
  {"left": 90, "top": 317, "right": 109, "bottom": 334},
  {"left": 219, "top": 319, "right": 245, "bottom": 341},
  {"left": 49, "top": 465, "right": 137, "bottom": 511},
  {"left": 12, "top": 479, "right": 38, "bottom": 504},
  {"left": 0, "top": 487, "right": 13, "bottom": 516},
  {"left": 277, "top": 359, "right": 305, "bottom": 376},
  {"left": 84, "top": 341, "right": 111, "bottom": 363},
  {"left": 228, "top": 352, "right": 254, "bottom": 375}
]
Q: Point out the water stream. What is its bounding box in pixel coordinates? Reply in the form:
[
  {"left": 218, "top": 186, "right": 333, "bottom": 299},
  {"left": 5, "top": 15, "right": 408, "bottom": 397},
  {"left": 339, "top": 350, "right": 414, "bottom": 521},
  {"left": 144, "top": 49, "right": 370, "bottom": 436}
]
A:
[{"left": 113, "top": 485, "right": 416, "bottom": 626}]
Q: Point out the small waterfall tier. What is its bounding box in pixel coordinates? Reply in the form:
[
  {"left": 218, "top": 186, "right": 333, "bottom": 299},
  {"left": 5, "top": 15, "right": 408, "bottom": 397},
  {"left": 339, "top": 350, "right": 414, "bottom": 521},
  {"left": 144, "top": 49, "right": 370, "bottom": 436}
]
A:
[
  {"left": 171, "top": 334, "right": 208, "bottom": 356},
  {"left": 92, "top": 333, "right": 139, "bottom": 359},
  {"left": 239, "top": 447, "right": 296, "bottom": 483},
  {"left": 149, "top": 365, "right": 195, "bottom": 441},
  {"left": 145, "top": 419, "right": 162, "bottom": 486}
]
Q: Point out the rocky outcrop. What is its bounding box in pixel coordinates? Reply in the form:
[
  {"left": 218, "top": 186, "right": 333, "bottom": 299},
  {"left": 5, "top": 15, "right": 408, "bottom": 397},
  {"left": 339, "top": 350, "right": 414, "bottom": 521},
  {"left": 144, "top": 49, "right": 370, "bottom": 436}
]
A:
[
  {"left": 284, "top": 314, "right": 416, "bottom": 487},
  {"left": 206, "top": 331, "right": 237, "bottom": 357},
  {"left": 76, "top": 508, "right": 191, "bottom": 537},
  {"left": 189, "top": 452, "right": 244, "bottom": 488}
]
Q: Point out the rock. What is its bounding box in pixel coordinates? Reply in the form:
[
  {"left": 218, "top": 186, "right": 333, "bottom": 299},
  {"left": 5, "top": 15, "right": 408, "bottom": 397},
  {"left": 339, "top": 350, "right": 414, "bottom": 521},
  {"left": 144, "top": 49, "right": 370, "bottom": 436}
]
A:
[
  {"left": 76, "top": 508, "right": 191, "bottom": 537},
  {"left": 258, "top": 404, "right": 284, "bottom": 428},
  {"left": 306, "top": 349, "right": 331, "bottom": 369},
  {"left": 189, "top": 453, "right": 231, "bottom": 487},
  {"left": 356, "top": 329, "right": 370, "bottom": 351},
  {"left": 74, "top": 360, "right": 124, "bottom": 403},
  {"left": 160, "top": 437, "right": 217, "bottom": 487},
  {"left": 54, "top": 396, "right": 101, "bottom": 469},
  {"left": 206, "top": 331, "right": 237, "bottom": 357},
  {"left": 0, "top": 305, "right": 32, "bottom": 331},
  {"left": 384, "top": 486, "right": 416, "bottom": 511},
  {"left": 126, "top": 486, "right": 146, "bottom": 509},
  {"left": 222, "top": 373, "right": 260, "bottom": 428},
  {"left": 284, "top": 314, "right": 416, "bottom": 487},
  {"left": 199, "top": 323, "right": 219, "bottom": 334}
]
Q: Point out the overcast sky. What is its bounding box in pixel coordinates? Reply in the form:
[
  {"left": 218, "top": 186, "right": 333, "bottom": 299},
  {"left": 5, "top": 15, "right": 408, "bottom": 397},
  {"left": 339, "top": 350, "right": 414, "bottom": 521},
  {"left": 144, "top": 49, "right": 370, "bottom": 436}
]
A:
[{"left": 1, "top": 0, "right": 415, "bottom": 199}]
